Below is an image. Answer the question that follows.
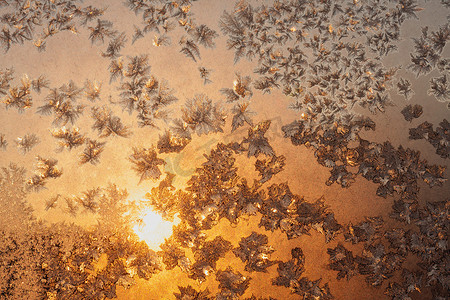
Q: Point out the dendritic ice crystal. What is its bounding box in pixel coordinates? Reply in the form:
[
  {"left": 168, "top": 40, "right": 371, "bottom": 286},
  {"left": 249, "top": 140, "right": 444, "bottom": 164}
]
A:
[{"left": 0, "top": 0, "right": 449, "bottom": 299}]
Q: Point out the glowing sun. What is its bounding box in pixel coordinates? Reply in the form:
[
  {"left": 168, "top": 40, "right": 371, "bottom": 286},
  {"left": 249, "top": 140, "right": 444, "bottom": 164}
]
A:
[{"left": 133, "top": 210, "right": 180, "bottom": 250}]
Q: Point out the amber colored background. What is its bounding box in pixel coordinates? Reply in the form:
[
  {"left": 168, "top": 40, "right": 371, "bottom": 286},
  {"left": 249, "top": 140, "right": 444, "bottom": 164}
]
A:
[{"left": 0, "top": 1, "right": 449, "bottom": 299}]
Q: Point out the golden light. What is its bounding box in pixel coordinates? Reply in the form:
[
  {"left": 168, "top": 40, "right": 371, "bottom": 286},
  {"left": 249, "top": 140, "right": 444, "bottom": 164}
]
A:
[{"left": 133, "top": 209, "right": 180, "bottom": 250}]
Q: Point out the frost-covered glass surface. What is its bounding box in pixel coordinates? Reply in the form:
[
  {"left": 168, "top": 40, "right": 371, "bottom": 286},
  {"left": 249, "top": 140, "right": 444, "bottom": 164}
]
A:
[{"left": 0, "top": 0, "right": 449, "bottom": 299}]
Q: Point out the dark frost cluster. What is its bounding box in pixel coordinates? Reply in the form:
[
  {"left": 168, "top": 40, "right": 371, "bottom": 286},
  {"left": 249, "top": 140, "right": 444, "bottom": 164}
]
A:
[
  {"left": 356, "top": 243, "right": 405, "bottom": 287},
  {"left": 385, "top": 269, "right": 423, "bottom": 300},
  {"left": 259, "top": 182, "right": 341, "bottom": 242},
  {"left": 216, "top": 267, "right": 252, "bottom": 299},
  {"left": 409, "top": 119, "right": 449, "bottom": 159},
  {"left": 397, "top": 78, "right": 414, "bottom": 100},
  {"left": 327, "top": 243, "right": 357, "bottom": 281},
  {"left": 283, "top": 114, "right": 447, "bottom": 200},
  {"left": 255, "top": 154, "right": 286, "bottom": 183},
  {"left": 233, "top": 232, "right": 277, "bottom": 272},
  {"left": 273, "top": 247, "right": 333, "bottom": 299},
  {"left": 344, "top": 217, "right": 384, "bottom": 245},
  {"left": 242, "top": 120, "right": 275, "bottom": 158},
  {"left": 400, "top": 104, "right": 423, "bottom": 122}
]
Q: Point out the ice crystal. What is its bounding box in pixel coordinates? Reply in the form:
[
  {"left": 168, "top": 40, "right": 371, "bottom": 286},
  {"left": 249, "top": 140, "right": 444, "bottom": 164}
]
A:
[
  {"left": 181, "top": 94, "right": 226, "bottom": 135},
  {"left": 15, "top": 133, "right": 39, "bottom": 154},
  {"left": 129, "top": 147, "right": 166, "bottom": 183},
  {"left": 233, "top": 232, "right": 277, "bottom": 272}
]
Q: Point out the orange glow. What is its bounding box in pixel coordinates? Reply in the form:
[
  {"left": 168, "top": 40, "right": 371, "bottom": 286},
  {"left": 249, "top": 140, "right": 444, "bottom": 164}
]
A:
[{"left": 133, "top": 209, "right": 180, "bottom": 250}]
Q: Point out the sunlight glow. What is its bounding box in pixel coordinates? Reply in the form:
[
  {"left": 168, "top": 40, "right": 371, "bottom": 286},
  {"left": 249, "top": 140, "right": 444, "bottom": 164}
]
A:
[{"left": 133, "top": 210, "right": 180, "bottom": 250}]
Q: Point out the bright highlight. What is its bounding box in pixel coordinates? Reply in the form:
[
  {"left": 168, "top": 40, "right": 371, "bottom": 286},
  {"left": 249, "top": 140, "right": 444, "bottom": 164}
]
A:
[{"left": 133, "top": 210, "right": 179, "bottom": 250}]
